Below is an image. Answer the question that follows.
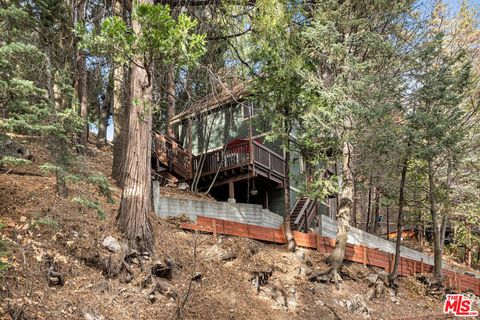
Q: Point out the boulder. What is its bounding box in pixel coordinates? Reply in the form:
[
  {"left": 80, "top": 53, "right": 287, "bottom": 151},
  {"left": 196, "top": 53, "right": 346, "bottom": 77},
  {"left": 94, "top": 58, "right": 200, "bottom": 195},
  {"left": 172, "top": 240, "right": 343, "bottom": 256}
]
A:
[{"left": 101, "top": 236, "right": 121, "bottom": 253}]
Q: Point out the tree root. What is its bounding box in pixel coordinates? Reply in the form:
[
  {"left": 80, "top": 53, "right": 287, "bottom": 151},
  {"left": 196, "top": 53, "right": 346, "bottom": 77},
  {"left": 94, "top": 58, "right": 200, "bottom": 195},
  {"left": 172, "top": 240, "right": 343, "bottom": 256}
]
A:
[{"left": 308, "top": 268, "right": 343, "bottom": 290}]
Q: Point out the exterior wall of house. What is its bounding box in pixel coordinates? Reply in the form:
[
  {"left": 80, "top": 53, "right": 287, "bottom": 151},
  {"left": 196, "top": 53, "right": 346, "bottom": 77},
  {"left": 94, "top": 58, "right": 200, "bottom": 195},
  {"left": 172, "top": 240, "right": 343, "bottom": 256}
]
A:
[
  {"left": 176, "top": 102, "right": 281, "bottom": 156},
  {"left": 172, "top": 101, "right": 333, "bottom": 220}
]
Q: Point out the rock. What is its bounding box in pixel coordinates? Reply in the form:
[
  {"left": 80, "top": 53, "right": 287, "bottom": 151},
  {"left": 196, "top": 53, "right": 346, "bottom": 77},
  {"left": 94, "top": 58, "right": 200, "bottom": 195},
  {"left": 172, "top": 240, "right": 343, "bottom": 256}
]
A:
[
  {"left": 301, "top": 267, "right": 313, "bottom": 276},
  {"left": 294, "top": 249, "right": 306, "bottom": 261},
  {"left": 286, "top": 291, "right": 298, "bottom": 310},
  {"left": 84, "top": 312, "right": 105, "bottom": 320},
  {"left": 251, "top": 269, "right": 273, "bottom": 291},
  {"left": 376, "top": 271, "right": 390, "bottom": 287},
  {"left": 177, "top": 182, "right": 190, "bottom": 190},
  {"left": 274, "top": 263, "right": 288, "bottom": 273},
  {"left": 389, "top": 290, "right": 400, "bottom": 305},
  {"left": 308, "top": 272, "right": 330, "bottom": 283},
  {"left": 316, "top": 299, "right": 325, "bottom": 306},
  {"left": 221, "top": 251, "right": 237, "bottom": 262},
  {"left": 153, "top": 278, "right": 177, "bottom": 300},
  {"left": 365, "top": 288, "right": 376, "bottom": 301},
  {"left": 365, "top": 274, "right": 378, "bottom": 286},
  {"left": 341, "top": 294, "right": 370, "bottom": 316},
  {"left": 416, "top": 274, "right": 432, "bottom": 286},
  {"left": 101, "top": 236, "right": 121, "bottom": 252},
  {"left": 191, "top": 272, "right": 202, "bottom": 281},
  {"left": 148, "top": 293, "right": 157, "bottom": 303},
  {"left": 151, "top": 260, "right": 173, "bottom": 279},
  {"left": 375, "top": 281, "right": 385, "bottom": 297}
]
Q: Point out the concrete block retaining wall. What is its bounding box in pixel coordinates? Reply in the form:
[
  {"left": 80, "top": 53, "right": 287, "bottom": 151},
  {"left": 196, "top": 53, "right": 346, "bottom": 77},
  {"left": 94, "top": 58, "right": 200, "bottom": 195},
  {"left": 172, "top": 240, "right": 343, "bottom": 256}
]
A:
[{"left": 152, "top": 181, "right": 283, "bottom": 228}]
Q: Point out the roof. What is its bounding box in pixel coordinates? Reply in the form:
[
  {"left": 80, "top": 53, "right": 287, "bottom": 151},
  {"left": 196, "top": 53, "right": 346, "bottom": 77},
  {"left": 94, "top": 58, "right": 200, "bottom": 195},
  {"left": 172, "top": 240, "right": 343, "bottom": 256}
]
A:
[{"left": 170, "top": 82, "right": 250, "bottom": 124}]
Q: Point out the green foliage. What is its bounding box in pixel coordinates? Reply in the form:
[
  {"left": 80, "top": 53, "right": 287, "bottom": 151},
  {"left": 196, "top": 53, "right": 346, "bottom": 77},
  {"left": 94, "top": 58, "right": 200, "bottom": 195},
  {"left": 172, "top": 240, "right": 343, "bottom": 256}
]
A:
[
  {"left": 0, "top": 239, "right": 9, "bottom": 275},
  {"left": 86, "top": 174, "right": 114, "bottom": 203},
  {"left": 32, "top": 217, "right": 60, "bottom": 230},
  {"left": 72, "top": 197, "right": 106, "bottom": 221},
  {"left": 0, "top": 156, "right": 31, "bottom": 167},
  {"left": 40, "top": 162, "right": 65, "bottom": 175},
  {"left": 77, "top": 4, "right": 206, "bottom": 67},
  {"left": 0, "top": 222, "right": 9, "bottom": 274}
]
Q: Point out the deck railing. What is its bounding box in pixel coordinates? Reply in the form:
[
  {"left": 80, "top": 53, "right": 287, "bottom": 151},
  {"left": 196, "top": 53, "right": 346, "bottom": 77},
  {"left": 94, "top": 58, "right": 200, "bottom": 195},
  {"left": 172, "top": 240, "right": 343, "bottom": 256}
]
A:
[
  {"left": 252, "top": 140, "right": 285, "bottom": 177},
  {"left": 152, "top": 132, "right": 192, "bottom": 179},
  {"left": 192, "top": 140, "right": 285, "bottom": 179},
  {"left": 193, "top": 140, "right": 251, "bottom": 176}
]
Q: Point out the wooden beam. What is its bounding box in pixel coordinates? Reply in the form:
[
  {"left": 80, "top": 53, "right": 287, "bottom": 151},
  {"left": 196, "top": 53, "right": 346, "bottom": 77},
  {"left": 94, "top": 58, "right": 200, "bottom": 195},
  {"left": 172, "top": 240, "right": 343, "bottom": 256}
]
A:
[
  {"left": 229, "top": 181, "right": 235, "bottom": 200},
  {"left": 198, "top": 172, "right": 253, "bottom": 190}
]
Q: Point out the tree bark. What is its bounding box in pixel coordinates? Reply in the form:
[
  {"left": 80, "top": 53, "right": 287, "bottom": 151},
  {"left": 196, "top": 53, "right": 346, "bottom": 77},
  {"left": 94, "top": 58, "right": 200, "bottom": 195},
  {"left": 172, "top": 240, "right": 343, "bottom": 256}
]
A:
[
  {"left": 466, "top": 224, "right": 472, "bottom": 267},
  {"left": 388, "top": 156, "right": 408, "bottom": 283},
  {"left": 117, "top": 0, "right": 154, "bottom": 252},
  {"left": 428, "top": 160, "right": 443, "bottom": 284},
  {"left": 111, "top": 0, "right": 127, "bottom": 185},
  {"left": 440, "top": 159, "right": 452, "bottom": 249},
  {"left": 365, "top": 180, "right": 372, "bottom": 232},
  {"left": 327, "top": 140, "right": 353, "bottom": 287},
  {"left": 386, "top": 204, "right": 390, "bottom": 239},
  {"left": 352, "top": 176, "right": 357, "bottom": 228},
  {"left": 166, "top": 64, "right": 176, "bottom": 137},
  {"left": 47, "top": 55, "right": 69, "bottom": 198},
  {"left": 96, "top": 92, "right": 110, "bottom": 149},
  {"left": 76, "top": 0, "right": 89, "bottom": 151},
  {"left": 373, "top": 187, "right": 380, "bottom": 235},
  {"left": 283, "top": 110, "right": 296, "bottom": 252}
]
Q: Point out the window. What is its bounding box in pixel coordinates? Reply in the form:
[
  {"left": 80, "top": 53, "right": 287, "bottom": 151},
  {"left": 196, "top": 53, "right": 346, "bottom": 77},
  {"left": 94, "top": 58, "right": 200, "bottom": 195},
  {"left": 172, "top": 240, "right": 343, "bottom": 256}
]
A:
[{"left": 242, "top": 101, "right": 255, "bottom": 119}]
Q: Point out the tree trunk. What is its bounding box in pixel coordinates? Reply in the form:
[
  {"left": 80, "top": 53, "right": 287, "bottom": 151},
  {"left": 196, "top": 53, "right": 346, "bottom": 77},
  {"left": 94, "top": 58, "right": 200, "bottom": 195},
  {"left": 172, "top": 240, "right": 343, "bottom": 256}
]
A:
[
  {"left": 96, "top": 99, "right": 109, "bottom": 149},
  {"left": 283, "top": 110, "right": 296, "bottom": 252},
  {"left": 466, "top": 224, "right": 472, "bottom": 267},
  {"left": 388, "top": 156, "right": 408, "bottom": 283},
  {"left": 76, "top": 0, "right": 88, "bottom": 151},
  {"left": 45, "top": 48, "right": 69, "bottom": 198},
  {"left": 428, "top": 160, "right": 443, "bottom": 284},
  {"left": 366, "top": 181, "right": 372, "bottom": 232},
  {"left": 440, "top": 159, "right": 452, "bottom": 248},
  {"left": 327, "top": 140, "right": 353, "bottom": 287},
  {"left": 111, "top": 0, "right": 127, "bottom": 185},
  {"left": 352, "top": 176, "right": 357, "bottom": 228},
  {"left": 386, "top": 204, "right": 390, "bottom": 239},
  {"left": 166, "top": 64, "right": 176, "bottom": 137},
  {"left": 117, "top": 0, "right": 154, "bottom": 252},
  {"left": 373, "top": 187, "right": 380, "bottom": 235}
]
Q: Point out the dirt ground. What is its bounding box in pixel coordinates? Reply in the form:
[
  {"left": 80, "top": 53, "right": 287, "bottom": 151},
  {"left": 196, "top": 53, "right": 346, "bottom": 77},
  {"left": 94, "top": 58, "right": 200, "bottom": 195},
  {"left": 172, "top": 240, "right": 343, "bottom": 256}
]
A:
[{"left": 0, "top": 136, "right": 450, "bottom": 320}]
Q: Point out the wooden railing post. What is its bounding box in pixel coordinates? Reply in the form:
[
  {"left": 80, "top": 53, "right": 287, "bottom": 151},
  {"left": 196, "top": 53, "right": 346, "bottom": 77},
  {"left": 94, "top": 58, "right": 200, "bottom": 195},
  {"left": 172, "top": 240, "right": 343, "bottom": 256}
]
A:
[
  {"left": 212, "top": 220, "right": 217, "bottom": 240},
  {"left": 363, "top": 246, "right": 367, "bottom": 266},
  {"left": 384, "top": 254, "right": 390, "bottom": 273}
]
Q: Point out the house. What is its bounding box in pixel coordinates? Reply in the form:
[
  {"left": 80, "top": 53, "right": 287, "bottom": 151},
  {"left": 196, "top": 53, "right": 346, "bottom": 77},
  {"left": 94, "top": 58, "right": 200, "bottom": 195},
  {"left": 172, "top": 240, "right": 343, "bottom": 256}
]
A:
[
  {"left": 383, "top": 227, "right": 418, "bottom": 241},
  {"left": 151, "top": 84, "right": 337, "bottom": 231}
]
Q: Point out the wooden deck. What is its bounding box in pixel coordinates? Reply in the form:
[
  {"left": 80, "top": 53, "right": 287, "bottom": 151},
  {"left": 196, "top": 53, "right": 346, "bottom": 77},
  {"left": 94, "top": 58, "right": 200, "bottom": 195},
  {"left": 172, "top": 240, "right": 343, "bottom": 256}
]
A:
[
  {"left": 192, "top": 139, "right": 286, "bottom": 185},
  {"left": 152, "top": 133, "right": 286, "bottom": 186}
]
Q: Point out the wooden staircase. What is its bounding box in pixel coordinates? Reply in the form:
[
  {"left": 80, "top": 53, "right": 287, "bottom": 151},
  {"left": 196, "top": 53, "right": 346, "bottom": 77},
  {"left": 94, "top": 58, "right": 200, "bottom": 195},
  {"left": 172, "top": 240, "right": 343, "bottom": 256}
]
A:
[
  {"left": 290, "top": 197, "right": 317, "bottom": 232},
  {"left": 152, "top": 132, "right": 192, "bottom": 180}
]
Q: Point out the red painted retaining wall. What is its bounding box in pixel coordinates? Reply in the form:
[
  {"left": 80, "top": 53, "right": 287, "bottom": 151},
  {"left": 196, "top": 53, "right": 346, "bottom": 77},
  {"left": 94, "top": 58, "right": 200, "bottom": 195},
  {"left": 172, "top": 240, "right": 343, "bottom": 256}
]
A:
[{"left": 181, "top": 216, "right": 479, "bottom": 295}]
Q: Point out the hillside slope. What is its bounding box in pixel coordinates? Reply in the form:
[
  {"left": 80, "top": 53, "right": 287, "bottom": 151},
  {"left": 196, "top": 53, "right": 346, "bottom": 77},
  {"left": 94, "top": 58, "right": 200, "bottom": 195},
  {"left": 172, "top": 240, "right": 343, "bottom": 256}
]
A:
[{"left": 0, "top": 137, "right": 448, "bottom": 320}]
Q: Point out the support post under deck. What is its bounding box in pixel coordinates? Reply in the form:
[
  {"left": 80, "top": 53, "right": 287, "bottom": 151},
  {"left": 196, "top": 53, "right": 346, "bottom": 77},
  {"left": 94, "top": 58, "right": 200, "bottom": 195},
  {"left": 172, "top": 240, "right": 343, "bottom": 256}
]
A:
[{"left": 228, "top": 181, "right": 236, "bottom": 203}]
